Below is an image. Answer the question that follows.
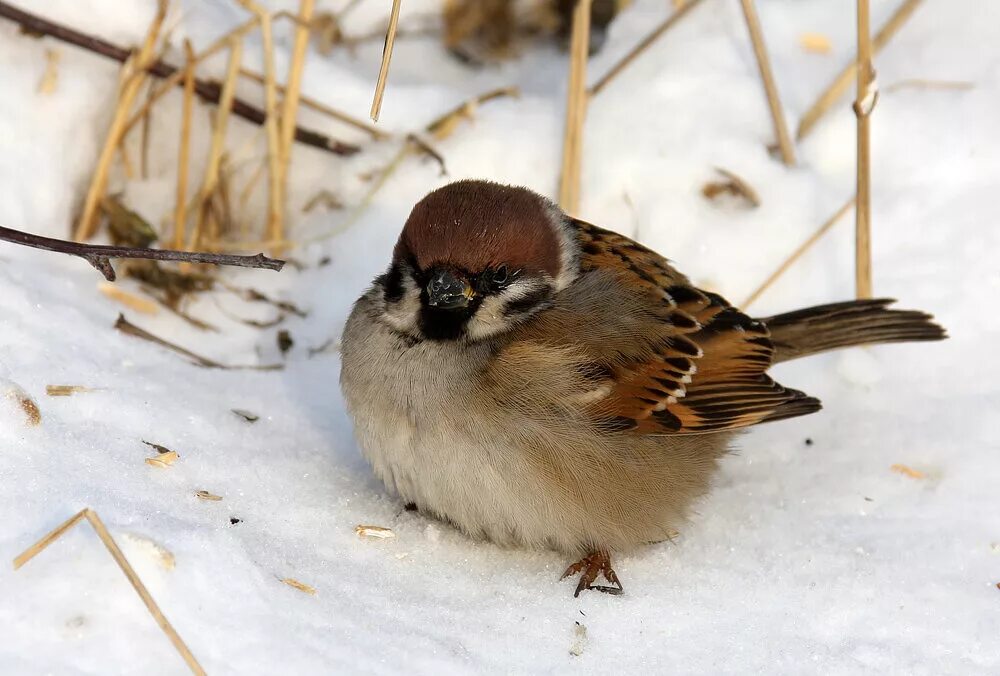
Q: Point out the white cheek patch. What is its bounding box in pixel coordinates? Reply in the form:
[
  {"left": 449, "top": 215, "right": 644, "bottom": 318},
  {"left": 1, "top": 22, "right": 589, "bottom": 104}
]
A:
[
  {"left": 382, "top": 277, "right": 422, "bottom": 333},
  {"left": 465, "top": 279, "right": 552, "bottom": 341}
]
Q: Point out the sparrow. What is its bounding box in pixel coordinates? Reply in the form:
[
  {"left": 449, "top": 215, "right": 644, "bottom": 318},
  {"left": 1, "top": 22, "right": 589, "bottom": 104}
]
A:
[{"left": 340, "top": 180, "right": 946, "bottom": 597}]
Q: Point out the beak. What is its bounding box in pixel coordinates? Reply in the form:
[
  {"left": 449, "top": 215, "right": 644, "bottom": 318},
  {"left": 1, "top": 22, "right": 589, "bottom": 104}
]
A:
[{"left": 426, "top": 269, "right": 473, "bottom": 309}]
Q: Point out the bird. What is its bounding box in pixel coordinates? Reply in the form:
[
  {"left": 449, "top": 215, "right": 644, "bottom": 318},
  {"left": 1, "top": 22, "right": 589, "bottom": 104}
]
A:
[{"left": 339, "top": 179, "right": 946, "bottom": 597}]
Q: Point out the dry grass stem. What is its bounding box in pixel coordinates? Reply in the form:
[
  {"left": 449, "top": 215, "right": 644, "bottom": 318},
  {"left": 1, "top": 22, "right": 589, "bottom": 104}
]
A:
[
  {"left": 890, "top": 463, "right": 925, "bottom": 479},
  {"left": 98, "top": 281, "right": 160, "bottom": 314},
  {"left": 13, "top": 508, "right": 206, "bottom": 675},
  {"left": 281, "top": 577, "right": 317, "bottom": 595},
  {"left": 739, "top": 0, "right": 795, "bottom": 165},
  {"left": 702, "top": 168, "right": 761, "bottom": 208},
  {"left": 194, "top": 490, "right": 223, "bottom": 501},
  {"left": 355, "top": 525, "right": 396, "bottom": 539},
  {"left": 37, "top": 48, "right": 60, "bottom": 94},
  {"left": 239, "top": 67, "right": 389, "bottom": 139},
  {"left": 558, "top": 0, "right": 592, "bottom": 215},
  {"left": 742, "top": 196, "right": 855, "bottom": 308},
  {"left": 46, "top": 385, "right": 94, "bottom": 396},
  {"left": 370, "top": 0, "right": 403, "bottom": 121},
  {"left": 854, "top": 0, "right": 875, "bottom": 299},
  {"left": 242, "top": 2, "right": 286, "bottom": 254},
  {"left": 193, "top": 36, "right": 243, "bottom": 251},
  {"left": 799, "top": 32, "right": 832, "bottom": 54},
  {"left": 796, "top": 0, "right": 922, "bottom": 140},
  {"left": 173, "top": 40, "right": 196, "bottom": 253},
  {"left": 279, "top": 0, "right": 315, "bottom": 170},
  {"left": 74, "top": 1, "right": 167, "bottom": 241},
  {"left": 588, "top": 0, "right": 705, "bottom": 97}
]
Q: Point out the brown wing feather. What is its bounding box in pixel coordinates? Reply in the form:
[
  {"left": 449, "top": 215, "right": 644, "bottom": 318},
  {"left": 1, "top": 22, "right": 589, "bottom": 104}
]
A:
[{"left": 571, "top": 220, "right": 821, "bottom": 435}]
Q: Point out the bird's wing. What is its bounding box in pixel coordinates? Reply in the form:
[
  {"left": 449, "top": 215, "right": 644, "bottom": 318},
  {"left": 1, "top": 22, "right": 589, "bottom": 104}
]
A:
[{"left": 531, "top": 220, "right": 821, "bottom": 434}]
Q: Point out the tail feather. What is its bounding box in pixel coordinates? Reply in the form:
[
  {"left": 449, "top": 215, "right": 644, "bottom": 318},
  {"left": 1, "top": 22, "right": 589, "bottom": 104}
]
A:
[{"left": 758, "top": 298, "right": 947, "bottom": 364}]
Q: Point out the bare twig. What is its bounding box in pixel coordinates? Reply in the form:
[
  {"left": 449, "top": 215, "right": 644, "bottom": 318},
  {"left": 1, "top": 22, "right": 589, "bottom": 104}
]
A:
[
  {"left": 115, "top": 314, "right": 283, "bottom": 370},
  {"left": 587, "top": 0, "right": 705, "bottom": 98},
  {"left": 0, "top": 224, "right": 284, "bottom": 281},
  {"left": 0, "top": 2, "right": 360, "bottom": 156},
  {"left": 370, "top": 0, "right": 403, "bottom": 121},
  {"left": 14, "top": 508, "right": 207, "bottom": 675},
  {"left": 558, "top": 0, "right": 592, "bottom": 214},
  {"left": 742, "top": 196, "right": 855, "bottom": 308},
  {"left": 854, "top": 0, "right": 875, "bottom": 299},
  {"left": 739, "top": 0, "right": 795, "bottom": 165},
  {"left": 796, "top": 0, "right": 922, "bottom": 141}
]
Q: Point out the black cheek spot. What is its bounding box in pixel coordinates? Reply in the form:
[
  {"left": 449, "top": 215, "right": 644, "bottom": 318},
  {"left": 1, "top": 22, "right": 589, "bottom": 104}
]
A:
[
  {"left": 503, "top": 287, "right": 553, "bottom": 317},
  {"left": 383, "top": 265, "right": 405, "bottom": 303}
]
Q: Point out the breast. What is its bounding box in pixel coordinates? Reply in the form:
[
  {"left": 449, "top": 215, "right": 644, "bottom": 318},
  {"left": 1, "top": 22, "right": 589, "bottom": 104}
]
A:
[{"left": 339, "top": 289, "right": 730, "bottom": 555}]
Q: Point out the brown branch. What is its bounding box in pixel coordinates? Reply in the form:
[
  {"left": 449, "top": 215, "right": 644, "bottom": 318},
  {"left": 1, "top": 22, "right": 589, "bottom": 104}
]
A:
[
  {"left": 0, "top": 224, "right": 284, "bottom": 281},
  {"left": 0, "top": 1, "right": 360, "bottom": 157}
]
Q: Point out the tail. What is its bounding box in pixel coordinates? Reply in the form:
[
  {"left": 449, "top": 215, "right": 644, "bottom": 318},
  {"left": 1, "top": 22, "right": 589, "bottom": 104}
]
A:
[{"left": 758, "top": 298, "right": 947, "bottom": 364}]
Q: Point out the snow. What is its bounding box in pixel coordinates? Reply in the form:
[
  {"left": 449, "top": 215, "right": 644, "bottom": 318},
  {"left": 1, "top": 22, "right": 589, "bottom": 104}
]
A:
[{"left": 1, "top": 0, "right": 999, "bottom": 673}]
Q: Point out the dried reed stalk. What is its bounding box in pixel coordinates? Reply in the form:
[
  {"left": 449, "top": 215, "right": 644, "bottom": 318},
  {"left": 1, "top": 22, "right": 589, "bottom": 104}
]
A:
[
  {"left": 13, "top": 508, "right": 206, "bottom": 675},
  {"left": 742, "top": 196, "right": 855, "bottom": 308},
  {"left": 279, "top": 0, "right": 315, "bottom": 171},
  {"left": 370, "top": 0, "right": 403, "bottom": 121},
  {"left": 796, "top": 0, "right": 922, "bottom": 141},
  {"left": 74, "top": 1, "right": 167, "bottom": 241},
  {"left": 587, "top": 0, "right": 705, "bottom": 97},
  {"left": 239, "top": 68, "right": 389, "bottom": 139},
  {"left": 558, "top": 0, "right": 592, "bottom": 215},
  {"left": 854, "top": 0, "right": 875, "bottom": 299},
  {"left": 173, "top": 40, "right": 196, "bottom": 252},
  {"left": 192, "top": 37, "right": 242, "bottom": 251},
  {"left": 238, "top": 0, "right": 285, "bottom": 253},
  {"left": 739, "top": 0, "right": 795, "bottom": 165}
]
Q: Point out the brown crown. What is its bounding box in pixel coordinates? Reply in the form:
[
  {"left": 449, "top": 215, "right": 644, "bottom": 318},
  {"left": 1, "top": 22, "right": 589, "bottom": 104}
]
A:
[{"left": 395, "top": 180, "right": 563, "bottom": 277}]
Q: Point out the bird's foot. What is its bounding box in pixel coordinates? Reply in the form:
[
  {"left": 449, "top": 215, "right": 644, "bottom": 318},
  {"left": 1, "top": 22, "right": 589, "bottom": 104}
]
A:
[{"left": 560, "top": 550, "right": 623, "bottom": 598}]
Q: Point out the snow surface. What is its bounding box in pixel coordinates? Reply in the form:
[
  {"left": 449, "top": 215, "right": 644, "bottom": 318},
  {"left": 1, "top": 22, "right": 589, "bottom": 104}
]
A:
[{"left": 1, "top": 0, "right": 999, "bottom": 673}]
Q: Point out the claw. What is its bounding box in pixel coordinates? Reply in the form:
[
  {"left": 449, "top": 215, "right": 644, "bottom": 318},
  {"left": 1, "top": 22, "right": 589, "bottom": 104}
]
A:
[{"left": 561, "top": 550, "right": 623, "bottom": 597}]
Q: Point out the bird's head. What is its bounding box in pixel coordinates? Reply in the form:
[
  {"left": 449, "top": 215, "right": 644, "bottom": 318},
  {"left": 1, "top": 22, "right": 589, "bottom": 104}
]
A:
[{"left": 377, "top": 180, "right": 579, "bottom": 342}]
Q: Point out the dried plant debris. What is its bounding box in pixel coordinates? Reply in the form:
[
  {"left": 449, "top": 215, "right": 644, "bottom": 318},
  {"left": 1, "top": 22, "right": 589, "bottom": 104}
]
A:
[
  {"left": 230, "top": 517, "right": 243, "bottom": 525},
  {"left": 115, "top": 314, "right": 283, "bottom": 371},
  {"left": 890, "top": 464, "right": 926, "bottom": 480},
  {"left": 303, "top": 189, "right": 344, "bottom": 213},
  {"left": 224, "top": 285, "right": 308, "bottom": 318},
  {"left": 145, "top": 451, "right": 179, "bottom": 468},
  {"left": 37, "top": 48, "right": 61, "bottom": 94},
  {"left": 98, "top": 282, "right": 159, "bottom": 315},
  {"left": 308, "top": 337, "right": 340, "bottom": 357},
  {"left": 143, "top": 440, "right": 174, "bottom": 455},
  {"left": 195, "top": 490, "right": 223, "bottom": 501},
  {"left": 569, "top": 622, "right": 588, "bottom": 657},
  {"left": 799, "top": 32, "right": 832, "bottom": 54},
  {"left": 4, "top": 381, "right": 41, "bottom": 426},
  {"left": 277, "top": 329, "right": 294, "bottom": 356},
  {"left": 355, "top": 525, "right": 396, "bottom": 539},
  {"left": 281, "top": 578, "right": 317, "bottom": 595},
  {"left": 101, "top": 195, "right": 158, "bottom": 248},
  {"left": 121, "top": 532, "right": 176, "bottom": 570},
  {"left": 702, "top": 168, "right": 761, "bottom": 208},
  {"left": 46, "top": 385, "right": 95, "bottom": 397},
  {"left": 232, "top": 409, "right": 259, "bottom": 423}
]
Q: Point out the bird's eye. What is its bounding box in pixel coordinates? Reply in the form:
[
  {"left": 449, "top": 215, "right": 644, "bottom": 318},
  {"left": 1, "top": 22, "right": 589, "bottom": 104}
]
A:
[
  {"left": 479, "top": 265, "right": 514, "bottom": 294},
  {"left": 492, "top": 265, "right": 509, "bottom": 285}
]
